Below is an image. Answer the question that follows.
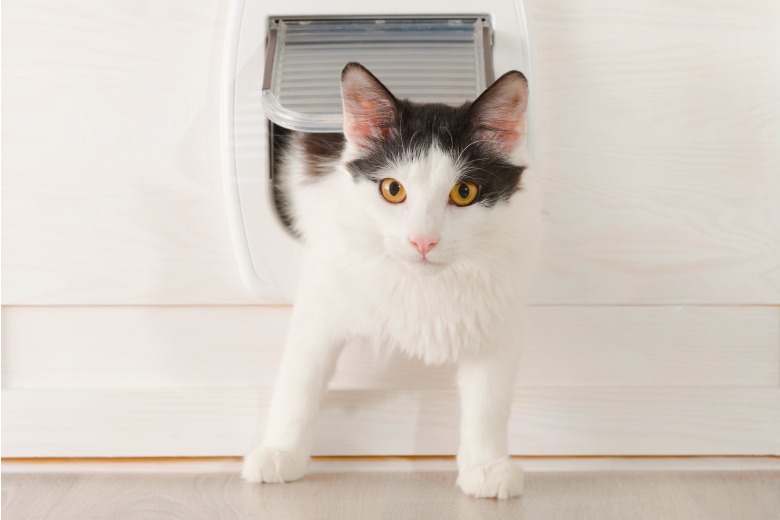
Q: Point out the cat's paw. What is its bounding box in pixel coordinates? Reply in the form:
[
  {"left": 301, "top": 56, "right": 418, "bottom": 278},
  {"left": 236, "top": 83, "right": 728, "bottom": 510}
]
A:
[
  {"left": 456, "top": 457, "right": 523, "bottom": 499},
  {"left": 241, "top": 446, "right": 309, "bottom": 484}
]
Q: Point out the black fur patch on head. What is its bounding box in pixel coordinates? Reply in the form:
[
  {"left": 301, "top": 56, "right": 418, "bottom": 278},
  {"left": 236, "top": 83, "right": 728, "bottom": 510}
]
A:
[{"left": 345, "top": 99, "right": 524, "bottom": 207}]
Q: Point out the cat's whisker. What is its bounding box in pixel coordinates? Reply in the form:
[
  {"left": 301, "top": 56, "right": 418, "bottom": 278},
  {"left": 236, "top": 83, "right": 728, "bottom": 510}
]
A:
[
  {"left": 455, "top": 139, "right": 493, "bottom": 168},
  {"left": 444, "top": 127, "right": 454, "bottom": 150},
  {"left": 459, "top": 162, "right": 504, "bottom": 183},
  {"left": 408, "top": 129, "right": 421, "bottom": 150}
]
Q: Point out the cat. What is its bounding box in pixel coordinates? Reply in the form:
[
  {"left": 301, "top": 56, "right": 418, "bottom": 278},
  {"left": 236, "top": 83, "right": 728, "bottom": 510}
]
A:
[{"left": 242, "top": 62, "right": 540, "bottom": 499}]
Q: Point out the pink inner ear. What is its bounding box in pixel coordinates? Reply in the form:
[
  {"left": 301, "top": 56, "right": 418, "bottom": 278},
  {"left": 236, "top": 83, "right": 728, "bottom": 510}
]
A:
[
  {"left": 475, "top": 112, "right": 526, "bottom": 154},
  {"left": 343, "top": 99, "right": 395, "bottom": 145},
  {"left": 344, "top": 114, "right": 393, "bottom": 144},
  {"left": 341, "top": 64, "right": 397, "bottom": 147},
  {"left": 492, "top": 119, "right": 522, "bottom": 140},
  {"left": 471, "top": 72, "right": 528, "bottom": 154}
]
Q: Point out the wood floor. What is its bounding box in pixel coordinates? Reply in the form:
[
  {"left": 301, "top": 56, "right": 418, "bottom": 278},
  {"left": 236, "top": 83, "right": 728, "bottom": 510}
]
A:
[{"left": 3, "top": 458, "right": 779, "bottom": 519}]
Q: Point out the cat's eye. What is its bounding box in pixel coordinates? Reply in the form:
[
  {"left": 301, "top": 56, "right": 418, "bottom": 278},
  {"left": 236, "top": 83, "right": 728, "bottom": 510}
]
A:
[
  {"left": 449, "top": 181, "right": 479, "bottom": 207},
  {"left": 380, "top": 178, "right": 407, "bottom": 204}
]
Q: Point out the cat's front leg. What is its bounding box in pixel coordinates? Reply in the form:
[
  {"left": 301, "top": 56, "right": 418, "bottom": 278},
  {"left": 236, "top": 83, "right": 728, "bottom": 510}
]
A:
[
  {"left": 456, "top": 348, "right": 523, "bottom": 499},
  {"left": 242, "top": 302, "right": 343, "bottom": 484}
]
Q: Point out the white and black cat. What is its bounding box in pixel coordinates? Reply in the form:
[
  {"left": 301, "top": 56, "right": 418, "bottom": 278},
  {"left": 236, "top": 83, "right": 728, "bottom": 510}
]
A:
[{"left": 242, "top": 62, "right": 540, "bottom": 499}]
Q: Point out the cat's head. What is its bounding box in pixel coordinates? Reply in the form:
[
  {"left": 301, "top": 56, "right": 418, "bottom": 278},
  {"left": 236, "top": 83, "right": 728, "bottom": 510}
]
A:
[{"left": 339, "top": 62, "right": 528, "bottom": 272}]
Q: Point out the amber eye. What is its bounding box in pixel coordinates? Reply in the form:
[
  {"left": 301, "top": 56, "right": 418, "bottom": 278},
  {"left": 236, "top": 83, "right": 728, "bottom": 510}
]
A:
[
  {"left": 380, "top": 178, "right": 407, "bottom": 204},
  {"left": 449, "top": 181, "right": 479, "bottom": 207}
]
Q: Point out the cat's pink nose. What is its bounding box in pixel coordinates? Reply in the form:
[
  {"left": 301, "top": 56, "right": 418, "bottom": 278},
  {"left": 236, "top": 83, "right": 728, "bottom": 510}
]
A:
[{"left": 409, "top": 236, "right": 438, "bottom": 256}]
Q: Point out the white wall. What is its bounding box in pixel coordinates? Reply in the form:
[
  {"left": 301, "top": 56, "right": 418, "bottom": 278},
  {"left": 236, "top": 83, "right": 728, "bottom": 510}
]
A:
[{"left": 2, "top": 0, "right": 779, "bottom": 457}]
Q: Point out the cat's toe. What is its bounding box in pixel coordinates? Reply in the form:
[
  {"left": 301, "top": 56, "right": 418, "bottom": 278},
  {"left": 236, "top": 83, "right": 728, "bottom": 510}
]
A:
[
  {"left": 241, "top": 446, "right": 309, "bottom": 484},
  {"left": 457, "top": 457, "right": 523, "bottom": 499}
]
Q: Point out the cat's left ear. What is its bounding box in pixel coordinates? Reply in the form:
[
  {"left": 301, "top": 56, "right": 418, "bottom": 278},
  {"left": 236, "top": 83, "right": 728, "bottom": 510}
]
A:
[
  {"left": 468, "top": 71, "right": 529, "bottom": 155},
  {"left": 341, "top": 62, "right": 399, "bottom": 148}
]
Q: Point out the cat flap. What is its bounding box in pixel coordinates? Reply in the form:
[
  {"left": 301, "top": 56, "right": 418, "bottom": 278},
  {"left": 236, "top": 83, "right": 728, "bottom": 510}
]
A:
[{"left": 262, "top": 16, "right": 494, "bottom": 133}]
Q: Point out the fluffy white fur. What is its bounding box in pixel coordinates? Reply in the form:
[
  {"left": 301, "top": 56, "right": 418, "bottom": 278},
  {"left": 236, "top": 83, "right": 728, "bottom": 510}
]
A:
[{"left": 243, "top": 69, "right": 541, "bottom": 500}]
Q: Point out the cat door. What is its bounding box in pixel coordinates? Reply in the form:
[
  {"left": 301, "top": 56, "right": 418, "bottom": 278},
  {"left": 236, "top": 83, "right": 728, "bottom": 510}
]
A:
[
  {"left": 262, "top": 16, "right": 494, "bottom": 132},
  {"left": 221, "top": 0, "right": 532, "bottom": 302}
]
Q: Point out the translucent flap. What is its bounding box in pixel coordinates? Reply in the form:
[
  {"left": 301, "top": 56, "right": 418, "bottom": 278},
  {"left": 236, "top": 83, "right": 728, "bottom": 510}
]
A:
[{"left": 262, "top": 16, "right": 493, "bottom": 132}]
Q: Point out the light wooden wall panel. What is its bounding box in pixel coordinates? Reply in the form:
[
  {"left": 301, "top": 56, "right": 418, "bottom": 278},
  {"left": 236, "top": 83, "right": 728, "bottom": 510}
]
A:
[
  {"left": 3, "top": 305, "right": 778, "bottom": 457},
  {"left": 2, "top": 305, "right": 777, "bottom": 389},
  {"left": 1, "top": 0, "right": 254, "bottom": 305},
  {"left": 3, "top": 387, "right": 778, "bottom": 457},
  {"left": 529, "top": 0, "right": 780, "bottom": 304},
  {"left": 2, "top": 0, "right": 778, "bottom": 305},
  {"left": 2, "top": 0, "right": 779, "bottom": 458}
]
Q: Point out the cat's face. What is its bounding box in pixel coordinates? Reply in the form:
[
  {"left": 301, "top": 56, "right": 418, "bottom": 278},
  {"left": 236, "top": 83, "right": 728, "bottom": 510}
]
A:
[{"left": 339, "top": 63, "right": 528, "bottom": 272}]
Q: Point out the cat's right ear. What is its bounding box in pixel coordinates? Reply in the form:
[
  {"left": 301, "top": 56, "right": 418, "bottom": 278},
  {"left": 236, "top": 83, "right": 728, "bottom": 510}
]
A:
[
  {"left": 468, "top": 70, "right": 529, "bottom": 156},
  {"left": 341, "top": 62, "right": 398, "bottom": 148}
]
